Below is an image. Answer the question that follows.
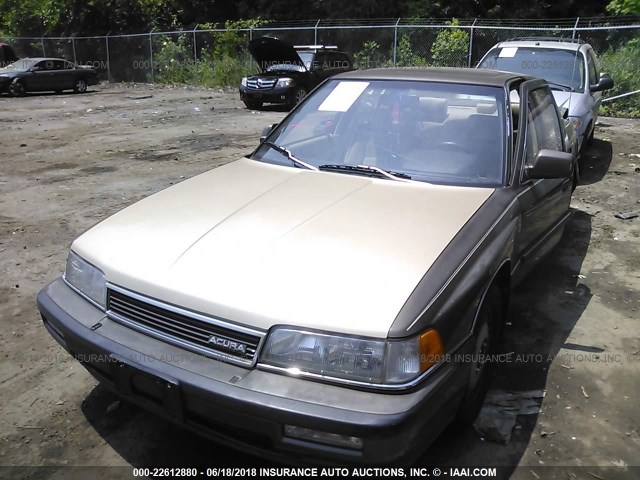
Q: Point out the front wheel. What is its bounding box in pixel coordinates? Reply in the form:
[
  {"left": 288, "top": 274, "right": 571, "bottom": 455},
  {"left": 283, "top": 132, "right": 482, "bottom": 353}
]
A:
[
  {"left": 289, "top": 87, "right": 307, "bottom": 108},
  {"left": 452, "top": 284, "right": 504, "bottom": 428},
  {"left": 73, "top": 78, "right": 87, "bottom": 93},
  {"left": 583, "top": 122, "right": 595, "bottom": 150},
  {"left": 9, "top": 79, "right": 25, "bottom": 97}
]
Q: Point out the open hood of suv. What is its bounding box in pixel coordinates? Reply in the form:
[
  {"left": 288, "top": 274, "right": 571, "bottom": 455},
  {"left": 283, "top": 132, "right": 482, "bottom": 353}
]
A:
[{"left": 249, "top": 37, "right": 305, "bottom": 72}]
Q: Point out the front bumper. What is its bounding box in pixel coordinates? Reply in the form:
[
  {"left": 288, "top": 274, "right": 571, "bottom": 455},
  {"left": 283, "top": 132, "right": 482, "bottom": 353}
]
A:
[
  {"left": 239, "top": 86, "right": 296, "bottom": 105},
  {"left": 37, "top": 278, "right": 469, "bottom": 465}
]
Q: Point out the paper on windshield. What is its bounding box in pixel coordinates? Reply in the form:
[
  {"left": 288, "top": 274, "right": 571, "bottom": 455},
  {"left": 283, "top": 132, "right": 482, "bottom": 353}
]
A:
[
  {"left": 318, "top": 81, "right": 370, "bottom": 112},
  {"left": 499, "top": 47, "right": 518, "bottom": 58}
]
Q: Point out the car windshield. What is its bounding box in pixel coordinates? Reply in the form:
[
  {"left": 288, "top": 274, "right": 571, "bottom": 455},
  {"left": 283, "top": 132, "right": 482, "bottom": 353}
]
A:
[
  {"left": 252, "top": 79, "right": 507, "bottom": 187},
  {"left": 479, "top": 47, "right": 585, "bottom": 92},
  {"left": 5, "top": 59, "right": 35, "bottom": 71}
]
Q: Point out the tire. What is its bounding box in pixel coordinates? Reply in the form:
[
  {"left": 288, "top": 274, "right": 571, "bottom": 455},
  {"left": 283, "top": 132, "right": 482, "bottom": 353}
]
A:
[
  {"left": 452, "top": 284, "right": 504, "bottom": 428},
  {"left": 290, "top": 87, "right": 307, "bottom": 108},
  {"left": 73, "top": 78, "right": 87, "bottom": 94},
  {"left": 580, "top": 122, "right": 594, "bottom": 153},
  {"left": 585, "top": 123, "right": 595, "bottom": 147},
  {"left": 243, "top": 101, "right": 262, "bottom": 110},
  {"left": 9, "top": 79, "right": 25, "bottom": 97}
]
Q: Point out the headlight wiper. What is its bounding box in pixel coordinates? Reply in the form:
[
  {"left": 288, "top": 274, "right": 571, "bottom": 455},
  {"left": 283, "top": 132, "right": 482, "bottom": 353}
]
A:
[
  {"left": 264, "top": 142, "right": 318, "bottom": 171},
  {"left": 318, "top": 164, "right": 411, "bottom": 181}
]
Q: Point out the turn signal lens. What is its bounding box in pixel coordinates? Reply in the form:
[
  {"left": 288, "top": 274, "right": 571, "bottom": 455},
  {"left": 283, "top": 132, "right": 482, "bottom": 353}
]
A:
[{"left": 420, "top": 329, "right": 445, "bottom": 371}]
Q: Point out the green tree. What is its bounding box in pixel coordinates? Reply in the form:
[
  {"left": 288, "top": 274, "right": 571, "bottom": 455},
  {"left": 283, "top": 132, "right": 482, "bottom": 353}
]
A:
[
  {"left": 208, "top": 19, "right": 264, "bottom": 58},
  {"left": 353, "top": 40, "right": 384, "bottom": 69},
  {"left": 607, "top": 0, "right": 640, "bottom": 14},
  {"left": 395, "top": 35, "right": 427, "bottom": 67},
  {"left": 430, "top": 19, "right": 469, "bottom": 67}
]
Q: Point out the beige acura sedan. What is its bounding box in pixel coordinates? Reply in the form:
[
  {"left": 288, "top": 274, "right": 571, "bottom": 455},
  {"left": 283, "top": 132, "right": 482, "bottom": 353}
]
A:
[{"left": 38, "top": 68, "right": 575, "bottom": 464}]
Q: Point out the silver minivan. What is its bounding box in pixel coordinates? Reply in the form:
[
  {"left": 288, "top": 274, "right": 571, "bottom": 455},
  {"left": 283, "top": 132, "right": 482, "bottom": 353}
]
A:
[{"left": 477, "top": 37, "right": 613, "bottom": 151}]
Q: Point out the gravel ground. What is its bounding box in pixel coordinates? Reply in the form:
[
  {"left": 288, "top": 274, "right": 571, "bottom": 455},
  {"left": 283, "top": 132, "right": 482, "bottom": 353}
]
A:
[{"left": 0, "top": 84, "right": 638, "bottom": 479}]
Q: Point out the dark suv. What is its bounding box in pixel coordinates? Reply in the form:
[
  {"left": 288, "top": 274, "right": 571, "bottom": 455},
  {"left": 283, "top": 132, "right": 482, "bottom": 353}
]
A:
[{"left": 239, "top": 37, "right": 353, "bottom": 110}]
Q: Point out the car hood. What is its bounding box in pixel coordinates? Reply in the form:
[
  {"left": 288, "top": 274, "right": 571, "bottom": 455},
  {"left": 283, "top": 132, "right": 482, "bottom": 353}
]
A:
[
  {"left": 552, "top": 91, "right": 589, "bottom": 118},
  {"left": 249, "top": 37, "right": 304, "bottom": 72},
  {"left": 73, "top": 158, "right": 494, "bottom": 337}
]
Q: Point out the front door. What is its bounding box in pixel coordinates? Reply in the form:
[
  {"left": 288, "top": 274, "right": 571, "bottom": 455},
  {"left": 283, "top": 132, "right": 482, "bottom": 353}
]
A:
[{"left": 514, "top": 81, "right": 573, "bottom": 273}]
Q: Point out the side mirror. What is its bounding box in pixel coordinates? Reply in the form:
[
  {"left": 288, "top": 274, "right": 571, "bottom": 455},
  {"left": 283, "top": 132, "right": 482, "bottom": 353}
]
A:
[
  {"left": 525, "top": 149, "right": 573, "bottom": 180},
  {"left": 590, "top": 73, "right": 614, "bottom": 93},
  {"left": 259, "top": 123, "right": 278, "bottom": 143}
]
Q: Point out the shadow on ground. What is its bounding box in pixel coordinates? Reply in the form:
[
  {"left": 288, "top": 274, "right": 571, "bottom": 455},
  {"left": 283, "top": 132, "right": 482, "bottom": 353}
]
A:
[
  {"left": 579, "top": 139, "right": 613, "bottom": 185},
  {"left": 80, "top": 211, "right": 593, "bottom": 475}
]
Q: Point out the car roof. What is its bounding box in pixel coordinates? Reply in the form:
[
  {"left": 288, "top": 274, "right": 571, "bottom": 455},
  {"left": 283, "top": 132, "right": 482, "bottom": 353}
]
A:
[
  {"left": 492, "top": 39, "right": 587, "bottom": 52},
  {"left": 335, "top": 67, "right": 532, "bottom": 87},
  {"left": 21, "top": 57, "right": 68, "bottom": 62}
]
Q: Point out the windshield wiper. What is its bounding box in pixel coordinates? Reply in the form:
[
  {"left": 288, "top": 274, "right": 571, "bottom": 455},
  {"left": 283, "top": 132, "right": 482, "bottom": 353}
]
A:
[
  {"left": 318, "top": 164, "right": 411, "bottom": 181},
  {"left": 263, "top": 142, "right": 318, "bottom": 171},
  {"left": 547, "top": 81, "right": 574, "bottom": 92}
]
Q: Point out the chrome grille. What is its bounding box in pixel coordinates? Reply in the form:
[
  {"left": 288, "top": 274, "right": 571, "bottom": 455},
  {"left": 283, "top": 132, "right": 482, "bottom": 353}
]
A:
[
  {"left": 247, "top": 78, "right": 276, "bottom": 90},
  {"left": 107, "top": 286, "right": 263, "bottom": 367}
]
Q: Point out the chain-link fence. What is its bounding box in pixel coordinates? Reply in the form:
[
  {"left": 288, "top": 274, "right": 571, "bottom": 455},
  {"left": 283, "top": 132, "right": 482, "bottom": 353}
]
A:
[{"left": 1, "top": 17, "right": 639, "bottom": 83}]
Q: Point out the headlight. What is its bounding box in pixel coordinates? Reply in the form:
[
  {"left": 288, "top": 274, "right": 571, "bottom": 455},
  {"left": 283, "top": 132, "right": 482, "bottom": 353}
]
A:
[
  {"left": 241, "top": 77, "right": 247, "bottom": 87},
  {"left": 260, "top": 327, "right": 444, "bottom": 387},
  {"left": 276, "top": 78, "right": 293, "bottom": 88},
  {"left": 63, "top": 251, "right": 107, "bottom": 309},
  {"left": 569, "top": 116, "right": 583, "bottom": 132}
]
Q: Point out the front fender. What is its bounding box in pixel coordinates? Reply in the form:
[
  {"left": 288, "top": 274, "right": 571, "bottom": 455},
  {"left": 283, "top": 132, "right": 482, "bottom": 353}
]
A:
[{"left": 390, "top": 189, "right": 519, "bottom": 352}]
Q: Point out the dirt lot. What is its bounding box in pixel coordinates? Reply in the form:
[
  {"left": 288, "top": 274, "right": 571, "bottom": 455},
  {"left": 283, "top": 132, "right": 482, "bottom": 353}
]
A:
[{"left": 0, "top": 84, "right": 639, "bottom": 479}]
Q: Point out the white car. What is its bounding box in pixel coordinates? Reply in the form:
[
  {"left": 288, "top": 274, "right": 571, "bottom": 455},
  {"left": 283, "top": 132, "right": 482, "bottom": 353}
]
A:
[{"left": 477, "top": 37, "right": 614, "bottom": 151}]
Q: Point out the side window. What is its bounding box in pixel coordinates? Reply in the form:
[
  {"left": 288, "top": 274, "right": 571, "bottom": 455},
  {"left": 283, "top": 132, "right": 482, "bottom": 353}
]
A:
[
  {"left": 586, "top": 51, "right": 597, "bottom": 87},
  {"left": 326, "top": 53, "right": 341, "bottom": 70},
  {"left": 524, "top": 109, "right": 539, "bottom": 166},
  {"left": 313, "top": 53, "right": 326, "bottom": 71},
  {"left": 52, "top": 60, "right": 66, "bottom": 70},
  {"left": 588, "top": 50, "right": 600, "bottom": 85},
  {"left": 524, "top": 87, "right": 563, "bottom": 167},
  {"left": 338, "top": 53, "right": 352, "bottom": 70}
]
